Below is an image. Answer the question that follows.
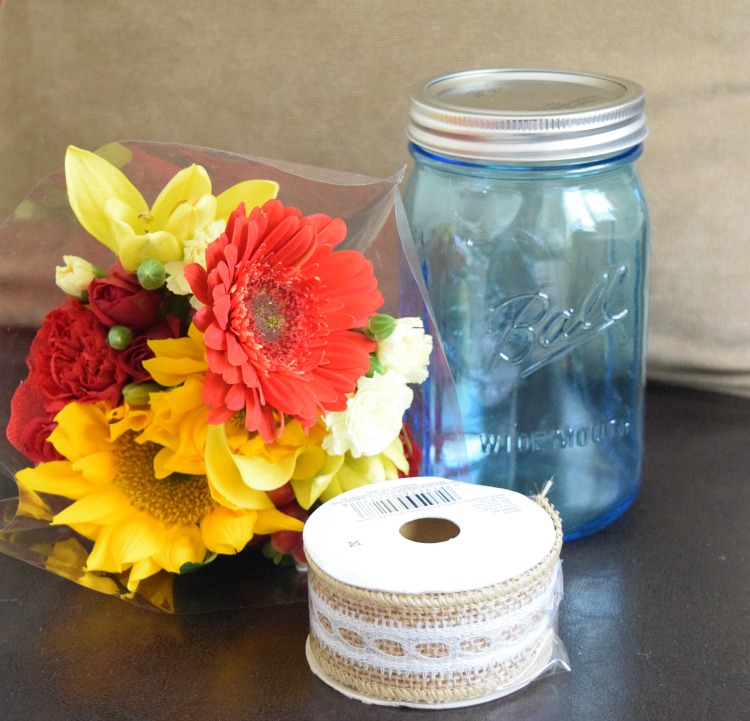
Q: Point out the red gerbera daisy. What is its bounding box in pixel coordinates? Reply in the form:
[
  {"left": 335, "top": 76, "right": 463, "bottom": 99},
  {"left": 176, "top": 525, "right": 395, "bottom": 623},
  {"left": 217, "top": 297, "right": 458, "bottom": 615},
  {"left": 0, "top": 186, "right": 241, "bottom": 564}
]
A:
[{"left": 185, "top": 200, "right": 383, "bottom": 442}]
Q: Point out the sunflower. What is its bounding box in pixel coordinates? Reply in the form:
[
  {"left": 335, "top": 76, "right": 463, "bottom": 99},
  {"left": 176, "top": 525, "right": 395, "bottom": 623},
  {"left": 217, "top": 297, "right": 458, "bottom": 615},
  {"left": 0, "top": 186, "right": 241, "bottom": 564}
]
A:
[
  {"left": 15, "top": 401, "right": 302, "bottom": 592},
  {"left": 184, "top": 199, "right": 383, "bottom": 442}
]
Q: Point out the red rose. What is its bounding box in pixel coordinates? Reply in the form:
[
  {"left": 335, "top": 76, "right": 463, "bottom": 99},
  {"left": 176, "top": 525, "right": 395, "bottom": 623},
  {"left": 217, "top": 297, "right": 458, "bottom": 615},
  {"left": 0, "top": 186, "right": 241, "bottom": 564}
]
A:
[
  {"left": 88, "top": 261, "right": 162, "bottom": 332},
  {"left": 26, "top": 297, "right": 129, "bottom": 409}
]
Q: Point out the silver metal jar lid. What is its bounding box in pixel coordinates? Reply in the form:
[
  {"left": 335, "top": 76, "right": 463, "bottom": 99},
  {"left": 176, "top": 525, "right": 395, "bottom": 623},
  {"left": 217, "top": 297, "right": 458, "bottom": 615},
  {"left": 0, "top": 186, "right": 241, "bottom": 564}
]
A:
[{"left": 407, "top": 69, "right": 647, "bottom": 164}]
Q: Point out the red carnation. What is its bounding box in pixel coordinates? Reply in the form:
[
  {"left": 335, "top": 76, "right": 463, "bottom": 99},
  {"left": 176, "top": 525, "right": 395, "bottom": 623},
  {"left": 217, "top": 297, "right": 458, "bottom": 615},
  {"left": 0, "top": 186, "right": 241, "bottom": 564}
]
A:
[
  {"left": 185, "top": 200, "right": 383, "bottom": 442},
  {"left": 25, "top": 297, "right": 129, "bottom": 410},
  {"left": 6, "top": 379, "right": 63, "bottom": 464},
  {"left": 6, "top": 298, "right": 127, "bottom": 463}
]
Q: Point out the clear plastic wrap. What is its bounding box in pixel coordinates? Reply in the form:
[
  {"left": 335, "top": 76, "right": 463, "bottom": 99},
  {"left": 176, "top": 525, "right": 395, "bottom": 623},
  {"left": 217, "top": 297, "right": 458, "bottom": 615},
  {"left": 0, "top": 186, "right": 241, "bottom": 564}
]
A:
[{"left": 0, "top": 141, "right": 465, "bottom": 612}]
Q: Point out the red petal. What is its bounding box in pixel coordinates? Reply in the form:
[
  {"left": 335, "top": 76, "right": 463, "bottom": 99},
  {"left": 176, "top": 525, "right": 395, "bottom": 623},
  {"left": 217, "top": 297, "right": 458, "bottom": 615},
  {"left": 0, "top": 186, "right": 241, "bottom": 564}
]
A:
[
  {"left": 224, "top": 381, "right": 246, "bottom": 411},
  {"left": 225, "top": 332, "right": 247, "bottom": 367},
  {"left": 183, "top": 263, "right": 209, "bottom": 303},
  {"left": 204, "top": 324, "right": 228, "bottom": 351},
  {"left": 305, "top": 215, "right": 347, "bottom": 248}
]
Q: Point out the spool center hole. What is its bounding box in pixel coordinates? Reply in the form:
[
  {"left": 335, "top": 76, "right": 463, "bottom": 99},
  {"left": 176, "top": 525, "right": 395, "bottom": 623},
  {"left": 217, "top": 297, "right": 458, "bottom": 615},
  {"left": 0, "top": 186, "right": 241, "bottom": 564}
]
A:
[{"left": 399, "top": 517, "right": 461, "bottom": 544}]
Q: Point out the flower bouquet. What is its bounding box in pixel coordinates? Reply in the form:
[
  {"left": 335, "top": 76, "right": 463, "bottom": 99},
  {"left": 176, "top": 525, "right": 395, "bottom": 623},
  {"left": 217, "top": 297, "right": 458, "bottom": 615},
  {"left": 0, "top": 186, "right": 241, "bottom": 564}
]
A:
[{"left": 0, "top": 142, "right": 445, "bottom": 612}]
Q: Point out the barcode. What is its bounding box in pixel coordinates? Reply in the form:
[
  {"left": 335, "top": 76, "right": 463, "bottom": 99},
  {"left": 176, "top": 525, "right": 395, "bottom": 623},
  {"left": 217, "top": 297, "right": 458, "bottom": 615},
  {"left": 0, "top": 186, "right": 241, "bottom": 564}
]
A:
[{"left": 348, "top": 485, "right": 461, "bottom": 520}]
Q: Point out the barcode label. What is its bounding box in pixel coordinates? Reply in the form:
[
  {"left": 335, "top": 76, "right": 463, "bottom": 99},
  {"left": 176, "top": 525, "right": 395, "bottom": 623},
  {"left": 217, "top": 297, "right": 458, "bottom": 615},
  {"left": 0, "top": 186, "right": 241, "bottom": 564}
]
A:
[{"left": 348, "top": 485, "right": 461, "bottom": 520}]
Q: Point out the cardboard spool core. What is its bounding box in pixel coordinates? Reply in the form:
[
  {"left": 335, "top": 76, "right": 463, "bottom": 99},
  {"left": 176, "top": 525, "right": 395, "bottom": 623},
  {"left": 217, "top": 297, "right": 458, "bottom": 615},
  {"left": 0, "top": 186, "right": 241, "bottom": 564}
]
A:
[{"left": 399, "top": 517, "right": 461, "bottom": 544}]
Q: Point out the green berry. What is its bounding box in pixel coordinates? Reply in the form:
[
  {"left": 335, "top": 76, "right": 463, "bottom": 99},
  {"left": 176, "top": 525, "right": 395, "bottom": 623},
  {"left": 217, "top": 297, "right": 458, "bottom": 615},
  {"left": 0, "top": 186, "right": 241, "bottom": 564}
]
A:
[
  {"left": 136, "top": 259, "right": 167, "bottom": 290},
  {"left": 108, "top": 325, "right": 132, "bottom": 350},
  {"left": 122, "top": 381, "right": 162, "bottom": 406}
]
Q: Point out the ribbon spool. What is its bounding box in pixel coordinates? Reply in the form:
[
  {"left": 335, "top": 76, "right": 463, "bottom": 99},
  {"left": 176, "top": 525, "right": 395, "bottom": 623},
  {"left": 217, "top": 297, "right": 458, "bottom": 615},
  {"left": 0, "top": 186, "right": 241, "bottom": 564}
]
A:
[{"left": 303, "top": 477, "right": 564, "bottom": 708}]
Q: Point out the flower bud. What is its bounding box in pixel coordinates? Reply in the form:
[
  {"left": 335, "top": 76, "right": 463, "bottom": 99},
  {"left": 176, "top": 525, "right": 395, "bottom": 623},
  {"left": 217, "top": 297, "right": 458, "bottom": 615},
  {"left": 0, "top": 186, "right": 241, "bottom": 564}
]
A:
[
  {"left": 365, "top": 314, "right": 397, "bottom": 341},
  {"left": 122, "top": 381, "right": 162, "bottom": 406},
  {"left": 107, "top": 325, "right": 132, "bottom": 350},
  {"left": 55, "top": 255, "right": 102, "bottom": 299},
  {"left": 366, "top": 353, "right": 385, "bottom": 378},
  {"left": 136, "top": 258, "right": 167, "bottom": 290}
]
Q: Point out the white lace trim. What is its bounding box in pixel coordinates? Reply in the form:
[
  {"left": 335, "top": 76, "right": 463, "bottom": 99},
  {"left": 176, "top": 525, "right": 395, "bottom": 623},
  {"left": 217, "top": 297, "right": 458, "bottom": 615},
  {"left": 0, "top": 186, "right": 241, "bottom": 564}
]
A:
[{"left": 309, "top": 561, "right": 563, "bottom": 677}]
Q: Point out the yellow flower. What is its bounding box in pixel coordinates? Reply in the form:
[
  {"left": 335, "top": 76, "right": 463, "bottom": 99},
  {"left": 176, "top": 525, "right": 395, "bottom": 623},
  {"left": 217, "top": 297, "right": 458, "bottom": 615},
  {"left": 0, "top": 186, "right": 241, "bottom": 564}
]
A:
[
  {"left": 316, "top": 435, "right": 409, "bottom": 505},
  {"left": 144, "top": 322, "right": 207, "bottom": 387},
  {"left": 133, "top": 378, "right": 209, "bottom": 479},
  {"left": 139, "top": 318, "right": 407, "bottom": 518},
  {"left": 202, "top": 409, "right": 410, "bottom": 513},
  {"left": 204, "top": 417, "right": 329, "bottom": 510},
  {"left": 65, "top": 145, "right": 279, "bottom": 272},
  {"left": 16, "top": 401, "right": 302, "bottom": 592}
]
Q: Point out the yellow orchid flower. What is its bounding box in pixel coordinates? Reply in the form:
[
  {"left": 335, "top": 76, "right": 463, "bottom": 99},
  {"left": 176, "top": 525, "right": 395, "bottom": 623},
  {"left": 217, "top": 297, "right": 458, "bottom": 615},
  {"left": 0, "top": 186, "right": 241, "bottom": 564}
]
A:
[{"left": 65, "top": 145, "right": 279, "bottom": 272}]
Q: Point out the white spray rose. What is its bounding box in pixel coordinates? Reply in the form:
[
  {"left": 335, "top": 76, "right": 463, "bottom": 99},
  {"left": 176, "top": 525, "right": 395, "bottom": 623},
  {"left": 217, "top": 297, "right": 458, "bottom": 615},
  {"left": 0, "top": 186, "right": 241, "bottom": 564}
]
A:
[
  {"left": 323, "top": 371, "right": 414, "bottom": 458},
  {"left": 55, "top": 255, "right": 100, "bottom": 298},
  {"left": 376, "top": 317, "right": 433, "bottom": 384}
]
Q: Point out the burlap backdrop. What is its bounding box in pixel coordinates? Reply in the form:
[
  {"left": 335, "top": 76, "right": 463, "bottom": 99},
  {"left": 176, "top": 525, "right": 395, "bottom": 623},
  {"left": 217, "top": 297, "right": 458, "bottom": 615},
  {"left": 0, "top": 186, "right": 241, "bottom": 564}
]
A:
[{"left": 1, "top": 0, "right": 748, "bottom": 396}]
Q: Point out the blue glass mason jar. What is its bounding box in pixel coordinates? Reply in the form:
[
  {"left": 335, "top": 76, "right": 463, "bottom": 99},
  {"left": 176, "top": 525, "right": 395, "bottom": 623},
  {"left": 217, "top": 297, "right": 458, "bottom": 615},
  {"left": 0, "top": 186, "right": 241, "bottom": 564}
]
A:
[{"left": 403, "top": 69, "right": 649, "bottom": 538}]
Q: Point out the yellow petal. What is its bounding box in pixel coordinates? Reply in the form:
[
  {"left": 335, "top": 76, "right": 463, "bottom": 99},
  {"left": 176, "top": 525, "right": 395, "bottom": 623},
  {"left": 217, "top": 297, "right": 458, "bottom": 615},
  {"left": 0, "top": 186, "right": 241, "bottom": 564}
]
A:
[
  {"left": 291, "top": 454, "right": 345, "bottom": 510},
  {"left": 254, "top": 507, "right": 305, "bottom": 535},
  {"left": 126, "top": 556, "right": 164, "bottom": 590},
  {"left": 53, "top": 487, "right": 131, "bottom": 526},
  {"left": 87, "top": 513, "right": 165, "bottom": 572},
  {"left": 15, "top": 482, "right": 54, "bottom": 520},
  {"left": 50, "top": 402, "right": 112, "bottom": 461},
  {"left": 85, "top": 526, "right": 120, "bottom": 572},
  {"left": 105, "top": 196, "right": 149, "bottom": 235},
  {"left": 66, "top": 522, "right": 101, "bottom": 543},
  {"left": 318, "top": 454, "right": 398, "bottom": 504},
  {"left": 79, "top": 572, "right": 121, "bottom": 596},
  {"left": 109, "top": 406, "right": 152, "bottom": 440},
  {"left": 65, "top": 145, "right": 148, "bottom": 252},
  {"left": 114, "top": 224, "right": 184, "bottom": 272},
  {"left": 155, "top": 523, "right": 206, "bottom": 573},
  {"left": 230, "top": 448, "right": 298, "bottom": 492},
  {"left": 137, "top": 378, "right": 208, "bottom": 478},
  {"left": 215, "top": 179, "right": 279, "bottom": 220},
  {"left": 163, "top": 194, "right": 218, "bottom": 240},
  {"left": 145, "top": 357, "right": 208, "bottom": 387},
  {"left": 200, "top": 505, "right": 258, "bottom": 555},
  {"left": 150, "top": 164, "right": 212, "bottom": 228},
  {"left": 153, "top": 445, "right": 206, "bottom": 480},
  {"left": 291, "top": 444, "right": 326, "bottom": 480},
  {"left": 70, "top": 451, "right": 117, "bottom": 486},
  {"left": 16, "top": 461, "right": 98, "bottom": 500},
  {"left": 204, "top": 424, "right": 274, "bottom": 511},
  {"left": 145, "top": 328, "right": 207, "bottom": 386},
  {"left": 381, "top": 435, "right": 410, "bottom": 474}
]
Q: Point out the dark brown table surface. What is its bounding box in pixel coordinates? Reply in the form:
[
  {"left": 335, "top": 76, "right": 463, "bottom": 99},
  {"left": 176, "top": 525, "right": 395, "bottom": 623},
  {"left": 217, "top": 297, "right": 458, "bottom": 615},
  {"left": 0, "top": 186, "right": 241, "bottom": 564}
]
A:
[{"left": 0, "top": 325, "right": 748, "bottom": 720}]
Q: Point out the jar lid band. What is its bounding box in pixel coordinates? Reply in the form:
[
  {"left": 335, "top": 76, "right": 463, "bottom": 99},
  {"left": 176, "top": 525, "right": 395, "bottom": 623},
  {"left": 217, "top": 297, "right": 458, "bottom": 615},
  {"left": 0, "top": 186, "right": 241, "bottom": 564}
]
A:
[{"left": 407, "top": 69, "right": 647, "bottom": 164}]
